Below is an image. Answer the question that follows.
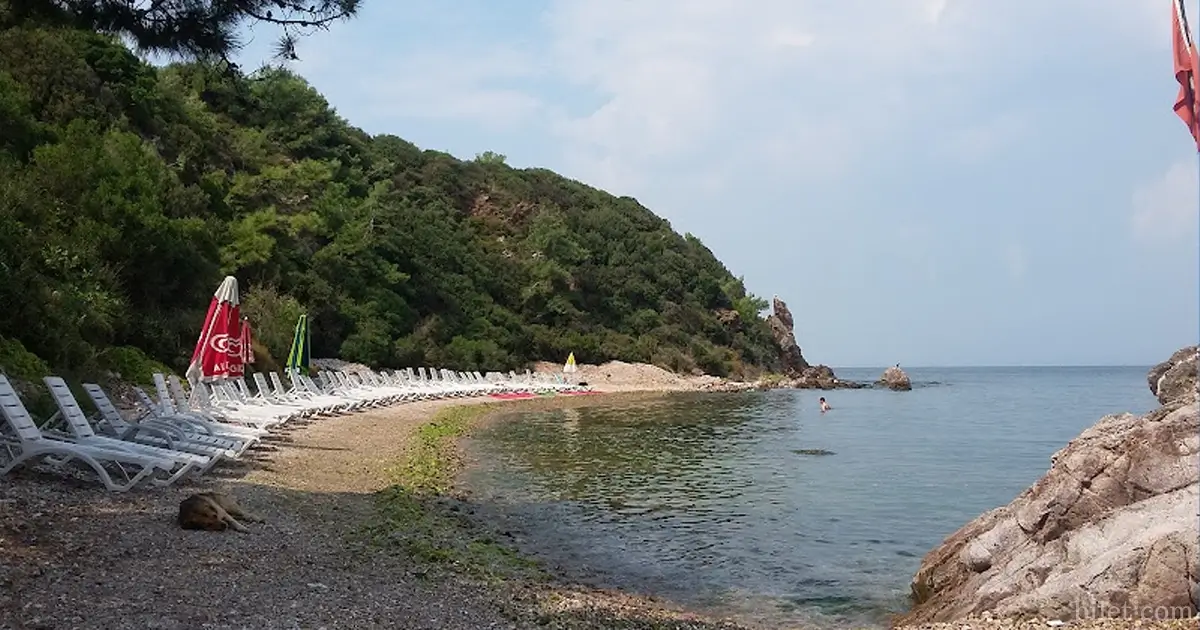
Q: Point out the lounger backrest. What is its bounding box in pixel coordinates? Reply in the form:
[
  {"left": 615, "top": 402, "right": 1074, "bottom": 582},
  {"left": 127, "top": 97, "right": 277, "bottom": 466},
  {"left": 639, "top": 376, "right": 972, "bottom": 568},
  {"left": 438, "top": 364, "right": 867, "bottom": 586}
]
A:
[
  {"left": 0, "top": 375, "right": 47, "bottom": 442},
  {"left": 81, "top": 383, "right": 131, "bottom": 432},
  {"left": 164, "top": 375, "right": 192, "bottom": 411},
  {"left": 303, "top": 375, "right": 323, "bottom": 394},
  {"left": 133, "top": 387, "right": 158, "bottom": 411},
  {"left": 252, "top": 372, "right": 273, "bottom": 398},
  {"left": 269, "top": 372, "right": 288, "bottom": 395},
  {"left": 152, "top": 373, "right": 178, "bottom": 414},
  {"left": 42, "top": 377, "right": 97, "bottom": 438},
  {"left": 213, "top": 381, "right": 238, "bottom": 403},
  {"left": 221, "top": 381, "right": 242, "bottom": 401}
]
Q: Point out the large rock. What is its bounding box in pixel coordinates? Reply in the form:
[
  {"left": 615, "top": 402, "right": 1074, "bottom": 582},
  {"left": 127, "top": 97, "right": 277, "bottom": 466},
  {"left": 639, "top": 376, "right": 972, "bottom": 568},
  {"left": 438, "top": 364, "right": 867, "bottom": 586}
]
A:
[
  {"left": 793, "top": 365, "right": 837, "bottom": 389},
  {"left": 1148, "top": 345, "right": 1198, "bottom": 406},
  {"left": 765, "top": 296, "right": 810, "bottom": 376},
  {"left": 896, "top": 346, "right": 1200, "bottom": 625},
  {"left": 879, "top": 365, "right": 912, "bottom": 391}
]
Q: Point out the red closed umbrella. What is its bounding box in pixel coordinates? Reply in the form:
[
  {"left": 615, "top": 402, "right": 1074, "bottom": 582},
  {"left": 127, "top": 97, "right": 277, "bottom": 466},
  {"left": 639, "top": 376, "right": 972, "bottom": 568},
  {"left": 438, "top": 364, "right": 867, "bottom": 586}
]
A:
[
  {"left": 185, "top": 276, "right": 246, "bottom": 386},
  {"left": 239, "top": 317, "right": 255, "bottom": 367}
]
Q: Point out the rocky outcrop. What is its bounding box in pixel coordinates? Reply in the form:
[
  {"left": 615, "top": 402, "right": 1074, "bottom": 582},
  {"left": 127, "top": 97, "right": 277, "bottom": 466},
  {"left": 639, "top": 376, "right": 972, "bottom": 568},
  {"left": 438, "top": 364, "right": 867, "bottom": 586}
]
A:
[
  {"left": 794, "top": 364, "right": 837, "bottom": 388},
  {"left": 759, "top": 296, "right": 866, "bottom": 389},
  {"left": 765, "top": 296, "right": 810, "bottom": 376},
  {"left": 715, "top": 308, "right": 743, "bottom": 334},
  {"left": 1148, "top": 345, "right": 1198, "bottom": 406},
  {"left": 879, "top": 365, "right": 912, "bottom": 391},
  {"left": 897, "top": 346, "right": 1200, "bottom": 625},
  {"left": 790, "top": 364, "right": 863, "bottom": 389}
]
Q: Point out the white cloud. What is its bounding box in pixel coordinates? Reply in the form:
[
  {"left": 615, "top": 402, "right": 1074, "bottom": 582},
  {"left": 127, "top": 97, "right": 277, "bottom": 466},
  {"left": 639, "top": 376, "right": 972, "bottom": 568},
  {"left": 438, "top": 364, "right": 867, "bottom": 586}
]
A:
[
  {"left": 528, "top": 0, "right": 1161, "bottom": 197},
  {"left": 338, "top": 47, "right": 548, "bottom": 129},
  {"left": 273, "top": 0, "right": 1165, "bottom": 204},
  {"left": 1131, "top": 160, "right": 1200, "bottom": 245},
  {"left": 534, "top": 0, "right": 971, "bottom": 194}
]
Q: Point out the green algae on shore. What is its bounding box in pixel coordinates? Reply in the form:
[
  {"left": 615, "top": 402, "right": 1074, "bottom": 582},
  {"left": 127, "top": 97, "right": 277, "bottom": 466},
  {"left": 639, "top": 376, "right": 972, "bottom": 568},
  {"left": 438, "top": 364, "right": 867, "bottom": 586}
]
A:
[
  {"left": 361, "top": 396, "right": 763, "bottom": 630},
  {"left": 364, "top": 403, "right": 545, "bottom": 583}
]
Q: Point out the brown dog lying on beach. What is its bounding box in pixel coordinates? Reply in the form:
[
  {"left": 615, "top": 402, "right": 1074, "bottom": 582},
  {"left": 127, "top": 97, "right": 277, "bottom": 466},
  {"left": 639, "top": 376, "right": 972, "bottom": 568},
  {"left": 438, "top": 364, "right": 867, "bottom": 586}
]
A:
[{"left": 178, "top": 491, "right": 264, "bottom": 533}]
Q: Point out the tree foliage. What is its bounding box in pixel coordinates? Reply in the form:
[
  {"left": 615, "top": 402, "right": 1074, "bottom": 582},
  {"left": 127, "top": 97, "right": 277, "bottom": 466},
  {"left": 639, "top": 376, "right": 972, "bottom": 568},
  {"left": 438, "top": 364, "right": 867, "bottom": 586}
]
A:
[
  {"left": 0, "top": 24, "right": 781, "bottom": 381},
  {"left": 1, "top": 0, "right": 360, "bottom": 61}
]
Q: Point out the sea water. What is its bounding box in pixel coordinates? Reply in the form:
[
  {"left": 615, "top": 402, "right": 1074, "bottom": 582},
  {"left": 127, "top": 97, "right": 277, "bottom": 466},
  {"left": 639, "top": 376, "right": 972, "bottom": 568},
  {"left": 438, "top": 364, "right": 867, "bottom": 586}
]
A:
[{"left": 460, "top": 366, "right": 1159, "bottom": 629}]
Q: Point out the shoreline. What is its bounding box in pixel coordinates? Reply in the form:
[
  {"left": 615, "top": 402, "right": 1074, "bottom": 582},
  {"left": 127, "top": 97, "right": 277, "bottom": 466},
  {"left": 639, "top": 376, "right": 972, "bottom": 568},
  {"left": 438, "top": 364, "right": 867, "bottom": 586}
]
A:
[
  {"left": 2, "top": 382, "right": 1194, "bottom": 630},
  {"left": 411, "top": 385, "right": 1200, "bottom": 630},
  {"left": 0, "top": 385, "right": 759, "bottom": 630},
  {"left": 427, "top": 392, "right": 1200, "bottom": 630},
  {"left": 381, "top": 389, "right": 761, "bottom": 630}
]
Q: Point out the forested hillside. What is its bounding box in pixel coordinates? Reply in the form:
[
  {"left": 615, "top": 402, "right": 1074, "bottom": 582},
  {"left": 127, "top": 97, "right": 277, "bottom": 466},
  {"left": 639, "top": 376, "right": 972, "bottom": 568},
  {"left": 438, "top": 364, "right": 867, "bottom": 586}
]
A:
[{"left": 0, "top": 22, "right": 781, "bottom": 384}]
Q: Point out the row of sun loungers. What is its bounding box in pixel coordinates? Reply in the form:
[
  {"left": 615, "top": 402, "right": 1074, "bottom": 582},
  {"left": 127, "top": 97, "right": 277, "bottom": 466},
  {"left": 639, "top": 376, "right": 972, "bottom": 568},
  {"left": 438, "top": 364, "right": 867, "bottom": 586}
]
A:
[{"left": 0, "top": 365, "right": 590, "bottom": 492}]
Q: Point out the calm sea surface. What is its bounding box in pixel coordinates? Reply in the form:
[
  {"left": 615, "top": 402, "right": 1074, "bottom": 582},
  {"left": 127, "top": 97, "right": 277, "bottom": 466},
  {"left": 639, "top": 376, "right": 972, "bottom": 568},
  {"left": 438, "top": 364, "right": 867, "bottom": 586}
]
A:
[{"left": 460, "top": 367, "right": 1159, "bottom": 629}]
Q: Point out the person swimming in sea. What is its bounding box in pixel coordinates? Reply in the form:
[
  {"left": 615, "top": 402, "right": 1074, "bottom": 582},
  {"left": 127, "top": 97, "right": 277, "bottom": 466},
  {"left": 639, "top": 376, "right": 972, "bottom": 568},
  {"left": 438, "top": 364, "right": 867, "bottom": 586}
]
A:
[{"left": 819, "top": 397, "right": 831, "bottom": 412}]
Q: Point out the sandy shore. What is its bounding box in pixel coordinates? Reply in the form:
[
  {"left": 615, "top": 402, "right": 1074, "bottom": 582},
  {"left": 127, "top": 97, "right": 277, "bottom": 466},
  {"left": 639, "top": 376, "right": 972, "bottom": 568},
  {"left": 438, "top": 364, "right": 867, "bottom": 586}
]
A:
[{"left": 2, "top": 369, "right": 1195, "bottom": 630}]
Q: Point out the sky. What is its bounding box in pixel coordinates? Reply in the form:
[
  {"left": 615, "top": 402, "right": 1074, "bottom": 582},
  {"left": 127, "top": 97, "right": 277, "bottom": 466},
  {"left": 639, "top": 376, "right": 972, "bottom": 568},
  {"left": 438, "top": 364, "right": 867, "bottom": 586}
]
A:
[{"left": 226, "top": 0, "right": 1198, "bottom": 368}]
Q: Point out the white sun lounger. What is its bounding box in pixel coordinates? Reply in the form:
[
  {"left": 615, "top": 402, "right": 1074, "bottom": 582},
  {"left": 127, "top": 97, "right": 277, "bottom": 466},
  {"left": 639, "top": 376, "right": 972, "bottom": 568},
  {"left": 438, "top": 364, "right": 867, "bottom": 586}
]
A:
[
  {"left": 0, "top": 375, "right": 184, "bottom": 491},
  {"left": 82, "top": 383, "right": 252, "bottom": 459},
  {"left": 42, "top": 377, "right": 218, "bottom": 476}
]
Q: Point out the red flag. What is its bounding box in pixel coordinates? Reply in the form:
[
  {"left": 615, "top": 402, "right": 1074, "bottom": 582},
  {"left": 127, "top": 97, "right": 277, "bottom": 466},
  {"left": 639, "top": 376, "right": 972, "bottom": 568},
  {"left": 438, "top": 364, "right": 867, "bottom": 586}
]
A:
[
  {"left": 1172, "top": 0, "right": 1200, "bottom": 149},
  {"left": 185, "top": 276, "right": 245, "bottom": 385}
]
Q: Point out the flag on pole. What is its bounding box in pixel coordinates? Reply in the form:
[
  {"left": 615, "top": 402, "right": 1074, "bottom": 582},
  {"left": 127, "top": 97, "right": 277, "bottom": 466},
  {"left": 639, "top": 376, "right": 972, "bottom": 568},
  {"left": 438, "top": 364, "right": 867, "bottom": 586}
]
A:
[
  {"left": 1172, "top": 0, "right": 1200, "bottom": 150},
  {"left": 286, "top": 313, "right": 311, "bottom": 376}
]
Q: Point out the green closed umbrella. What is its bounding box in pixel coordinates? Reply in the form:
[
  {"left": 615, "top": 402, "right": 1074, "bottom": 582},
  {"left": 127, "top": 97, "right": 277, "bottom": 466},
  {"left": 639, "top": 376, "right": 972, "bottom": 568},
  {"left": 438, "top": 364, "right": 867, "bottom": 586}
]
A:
[{"left": 285, "top": 313, "right": 311, "bottom": 376}]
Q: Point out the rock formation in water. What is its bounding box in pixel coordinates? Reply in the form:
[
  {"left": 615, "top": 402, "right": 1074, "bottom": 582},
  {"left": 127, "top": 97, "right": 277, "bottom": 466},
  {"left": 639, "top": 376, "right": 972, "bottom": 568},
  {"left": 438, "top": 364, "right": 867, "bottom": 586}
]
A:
[
  {"left": 761, "top": 296, "right": 866, "bottom": 390},
  {"left": 879, "top": 365, "right": 912, "bottom": 391},
  {"left": 766, "top": 296, "right": 810, "bottom": 376},
  {"left": 896, "top": 345, "right": 1200, "bottom": 625}
]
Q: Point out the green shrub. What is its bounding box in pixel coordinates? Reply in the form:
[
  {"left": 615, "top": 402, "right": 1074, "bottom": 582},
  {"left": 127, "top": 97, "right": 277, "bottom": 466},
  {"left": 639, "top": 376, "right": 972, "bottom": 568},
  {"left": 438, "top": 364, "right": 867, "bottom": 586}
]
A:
[
  {"left": 0, "top": 336, "right": 50, "bottom": 381},
  {"left": 96, "top": 345, "right": 173, "bottom": 386}
]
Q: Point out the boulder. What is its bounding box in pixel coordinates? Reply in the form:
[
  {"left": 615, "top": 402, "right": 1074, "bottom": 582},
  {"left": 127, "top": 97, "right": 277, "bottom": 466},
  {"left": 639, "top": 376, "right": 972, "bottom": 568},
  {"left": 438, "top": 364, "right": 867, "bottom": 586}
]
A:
[
  {"left": 783, "top": 365, "right": 868, "bottom": 390},
  {"left": 1148, "top": 345, "right": 1198, "bottom": 406},
  {"left": 765, "top": 296, "right": 810, "bottom": 376},
  {"left": 896, "top": 345, "right": 1200, "bottom": 625},
  {"left": 879, "top": 365, "right": 912, "bottom": 391}
]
